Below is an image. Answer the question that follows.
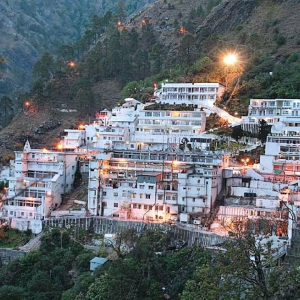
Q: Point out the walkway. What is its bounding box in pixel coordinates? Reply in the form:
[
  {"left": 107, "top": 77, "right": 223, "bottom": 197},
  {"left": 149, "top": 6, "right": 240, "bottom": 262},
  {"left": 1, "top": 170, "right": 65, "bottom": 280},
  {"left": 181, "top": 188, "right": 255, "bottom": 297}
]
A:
[{"left": 202, "top": 104, "right": 241, "bottom": 124}]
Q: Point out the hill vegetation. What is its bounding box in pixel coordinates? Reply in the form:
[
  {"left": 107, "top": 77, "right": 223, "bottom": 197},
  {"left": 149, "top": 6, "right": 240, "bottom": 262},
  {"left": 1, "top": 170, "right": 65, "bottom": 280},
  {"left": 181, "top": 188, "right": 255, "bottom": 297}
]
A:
[{"left": 1, "top": 0, "right": 300, "bottom": 155}]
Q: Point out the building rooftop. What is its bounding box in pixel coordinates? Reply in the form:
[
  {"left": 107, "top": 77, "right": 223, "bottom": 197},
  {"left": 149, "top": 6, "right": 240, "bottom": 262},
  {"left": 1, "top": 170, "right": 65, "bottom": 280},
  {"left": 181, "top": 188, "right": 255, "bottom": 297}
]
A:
[{"left": 90, "top": 257, "right": 108, "bottom": 265}]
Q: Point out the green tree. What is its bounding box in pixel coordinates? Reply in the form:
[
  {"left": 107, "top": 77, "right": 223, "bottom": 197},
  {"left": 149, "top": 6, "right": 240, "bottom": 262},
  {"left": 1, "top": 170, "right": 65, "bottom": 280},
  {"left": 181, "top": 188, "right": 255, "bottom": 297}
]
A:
[
  {"left": 33, "top": 52, "right": 54, "bottom": 82},
  {"left": 258, "top": 119, "right": 271, "bottom": 144},
  {"left": 0, "top": 96, "right": 14, "bottom": 127}
]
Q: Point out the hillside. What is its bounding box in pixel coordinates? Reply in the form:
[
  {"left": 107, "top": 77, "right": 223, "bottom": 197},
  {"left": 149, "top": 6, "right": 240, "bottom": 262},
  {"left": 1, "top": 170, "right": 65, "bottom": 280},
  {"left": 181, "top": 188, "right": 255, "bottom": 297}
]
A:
[
  {"left": 1, "top": 0, "right": 300, "bottom": 158},
  {"left": 0, "top": 0, "right": 157, "bottom": 98}
]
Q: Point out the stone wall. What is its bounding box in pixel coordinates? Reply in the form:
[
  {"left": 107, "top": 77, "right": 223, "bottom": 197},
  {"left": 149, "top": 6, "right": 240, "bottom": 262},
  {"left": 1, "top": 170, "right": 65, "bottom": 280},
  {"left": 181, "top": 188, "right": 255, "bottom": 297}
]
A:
[
  {"left": 0, "top": 248, "right": 26, "bottom": 264},
  {"left": 43, "top": 217, "right": 225, "bottom": 247}
]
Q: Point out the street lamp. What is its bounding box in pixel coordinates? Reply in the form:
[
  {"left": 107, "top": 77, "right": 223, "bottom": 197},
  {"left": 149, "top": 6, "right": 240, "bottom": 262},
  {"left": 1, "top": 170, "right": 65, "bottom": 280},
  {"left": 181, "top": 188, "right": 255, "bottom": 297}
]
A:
[
  {"left": 223, "top": 53, "right": 238, "bottom": 90},
  {"left": 223, "top": 53, "right": 237, "bottom": 65},
  {"left": 241, "top": 157, "right": 249, "bottom": 166}
]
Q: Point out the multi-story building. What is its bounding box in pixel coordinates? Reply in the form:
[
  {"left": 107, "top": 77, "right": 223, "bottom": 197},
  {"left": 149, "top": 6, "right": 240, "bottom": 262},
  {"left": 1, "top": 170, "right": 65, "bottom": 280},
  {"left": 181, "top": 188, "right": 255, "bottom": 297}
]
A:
[
  {"left": 155, "top": 82, "right": 225, "bottom": 108},
  {"left": 0, "top": 141, "right": 78, "bottom": 229},
  {"left": 134, "top": 109, "right": 206, "bottom": 151},
  {"left": 242, "top": 98, "right": 300, "bottom": 180},
  {"left": 87, "top": 150, "right": 229, "bottom": 222}
]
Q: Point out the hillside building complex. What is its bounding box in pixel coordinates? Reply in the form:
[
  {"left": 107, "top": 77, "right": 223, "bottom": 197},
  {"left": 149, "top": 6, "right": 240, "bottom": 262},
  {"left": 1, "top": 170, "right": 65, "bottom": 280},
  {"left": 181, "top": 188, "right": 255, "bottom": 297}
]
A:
[
  {"left": 242, "top": 98, "right": 300, "bottom": 179},
  {"left": 0, "top": 141, "right": 78, "bottom": 232}
]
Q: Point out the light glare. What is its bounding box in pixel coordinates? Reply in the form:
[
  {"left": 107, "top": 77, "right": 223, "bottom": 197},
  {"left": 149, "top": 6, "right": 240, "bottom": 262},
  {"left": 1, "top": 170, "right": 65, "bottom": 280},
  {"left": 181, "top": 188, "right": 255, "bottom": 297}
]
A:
[{"left": 223, "top": 54, "right": 237, "bottom": 65}]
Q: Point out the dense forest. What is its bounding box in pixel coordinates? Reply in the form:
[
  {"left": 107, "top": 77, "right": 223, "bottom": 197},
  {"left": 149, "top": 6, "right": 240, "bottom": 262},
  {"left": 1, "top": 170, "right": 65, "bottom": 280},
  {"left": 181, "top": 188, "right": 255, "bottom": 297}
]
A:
[{"left": 0, "top": 226, "right": 299, "bottom": 300}]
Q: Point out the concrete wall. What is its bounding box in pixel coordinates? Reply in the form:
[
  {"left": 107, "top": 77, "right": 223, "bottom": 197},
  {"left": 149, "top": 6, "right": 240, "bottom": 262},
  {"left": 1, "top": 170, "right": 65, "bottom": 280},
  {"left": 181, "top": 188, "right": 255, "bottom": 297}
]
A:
[
  {"left": 0, "top": 248, "right": 26, "bottom": 264},
  {"left": 43, "top": 217, "right": 225, "bottom": 248}
]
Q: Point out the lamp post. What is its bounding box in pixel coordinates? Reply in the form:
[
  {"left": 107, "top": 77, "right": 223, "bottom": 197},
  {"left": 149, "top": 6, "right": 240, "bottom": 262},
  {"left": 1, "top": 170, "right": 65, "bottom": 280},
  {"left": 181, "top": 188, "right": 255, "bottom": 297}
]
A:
[{"left": 223, "top": 53, "right": 237, "bottom": 90}]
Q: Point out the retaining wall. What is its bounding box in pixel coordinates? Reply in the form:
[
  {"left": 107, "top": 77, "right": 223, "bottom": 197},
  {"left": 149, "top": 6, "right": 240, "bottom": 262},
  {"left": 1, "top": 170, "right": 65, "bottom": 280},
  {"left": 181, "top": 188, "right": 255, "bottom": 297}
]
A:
[{"left": 43, "top": 217, "right": 225, "bottom": 247}]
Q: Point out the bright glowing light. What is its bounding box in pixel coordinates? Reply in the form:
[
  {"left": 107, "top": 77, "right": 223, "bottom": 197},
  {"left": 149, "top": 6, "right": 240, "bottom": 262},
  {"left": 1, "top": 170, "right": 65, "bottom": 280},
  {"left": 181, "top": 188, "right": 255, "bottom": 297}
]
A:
[
  {"left": 78, "top": 124, "right": 84, "bottom": 130},
  {"left": 223, "top": 54, "right": 237, "bottom": 65},
  {"left": 57, "top": 143, "right": 63, "bottom": 150},
  {"left": 117, "top": 21, "right": 122, "bottom": 26},
  {"left": 25, "top": 101, "right": 30, "bottom": 106},
  {"left": 69, "top": 61, "right": 76, "bottom": 68}
]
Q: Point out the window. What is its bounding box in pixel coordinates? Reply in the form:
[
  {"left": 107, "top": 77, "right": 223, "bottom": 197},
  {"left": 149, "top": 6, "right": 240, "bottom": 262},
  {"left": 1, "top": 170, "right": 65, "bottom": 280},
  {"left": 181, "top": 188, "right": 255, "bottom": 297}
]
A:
[
  {"left": 129, "top": 183, "right": 133, "bottom": 187},
  {"left": 145, "top": 112, "right": 152, "bottom": 116},
  {"left": 149, "top": 186, "right": 154, "bottom": 190},
  {"left": 133, "top": 204, "right": 137, "bottom": 209},
  {"left": 140, "top": 185, "right": 145, "bottom": 189},
  {"left": 103, "top": 191, "right": 107, "bottom": 196},
  {"left": 144, "top": 205, "right": 148, "bottom": 210},
  {"left": 133, "top": 193, "right": 136, "bottom": 198},
  {"left": 159, "top": 206, "right": 164, "bottom": 211},
  {"left": 113, "top": 192, "right": 118, "bottom": 197},
  {"left": 138, "top": 204, "right": 142, "bottom": 209},
  {"left": 193, "top": 198, "right": 195, "bottom": 202},
  {"left": 21, "top": 212, "right": 24, "bottom": 216},
  {"left": 140, "top": 193, "right": 143, "bottom": 198},
  {"left": 29, "top": 213, "right": 33, "bottom": 217},
  {"left": 149, "top": 205, "right": 153, "bottom": 210},
  {"left": 146, "top": 194, "right": 151, "bottom": 199},
  {"left": 158, "top": 194, "right": 163, "bottom": 200},
  {"left": 114, "top": 203, "right": 118, "bottom": 207},
  {"left": 103, "top": 202, "right": 107, "bottom": 207}
]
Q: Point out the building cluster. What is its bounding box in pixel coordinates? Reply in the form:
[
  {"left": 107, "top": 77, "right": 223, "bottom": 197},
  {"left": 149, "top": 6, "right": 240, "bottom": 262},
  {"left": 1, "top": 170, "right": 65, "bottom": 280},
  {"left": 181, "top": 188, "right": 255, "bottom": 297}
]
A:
[{"left": 0, "top": 83, "right": 299, "bottom": 236}]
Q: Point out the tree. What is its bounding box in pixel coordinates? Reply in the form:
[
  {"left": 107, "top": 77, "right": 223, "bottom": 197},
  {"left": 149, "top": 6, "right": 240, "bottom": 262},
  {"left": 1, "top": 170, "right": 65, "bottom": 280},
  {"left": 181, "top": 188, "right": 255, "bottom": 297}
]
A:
[
  {"left": 180, "top": 220, "right": 298, "bottom": 300},
  {"left": 33, "top": 52, "right": 54, "bottom": 82},
  {"left": 231, "top": 125, "right": 244, "bottom": 141},
  {"left": 258, "top": 119, "right": 271, "bottom": 144},
  {"left": 0, "top": 96, "right": 14, "bottom": 127}
]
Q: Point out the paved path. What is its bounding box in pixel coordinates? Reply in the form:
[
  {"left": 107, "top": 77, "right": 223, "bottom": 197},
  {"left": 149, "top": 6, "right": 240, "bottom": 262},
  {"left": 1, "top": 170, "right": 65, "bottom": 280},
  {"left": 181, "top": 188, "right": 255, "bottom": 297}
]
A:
[
  {"left": 203, "top": 104, "right": 241, "bottom": 124},
  {"left": 19, "top": 233, "right": 43, "bottom": 252}
]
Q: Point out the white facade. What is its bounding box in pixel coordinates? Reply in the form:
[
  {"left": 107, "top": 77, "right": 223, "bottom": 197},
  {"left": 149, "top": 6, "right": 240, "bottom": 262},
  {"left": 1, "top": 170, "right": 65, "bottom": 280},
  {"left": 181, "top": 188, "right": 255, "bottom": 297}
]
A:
[
  {"left": 0, "top": 141, "right": 78, "bottom": 225},
  {"left": 242, "top": 99, "right": 300, "bottom": 179},
  {"left": 156, "top": 83, "right": 225, "bottom": 107},
  {"left": 134, "top": 110, "right": 206, "bottom": 151},
  {"left": 61, "top": 129, "right": 85, "bottom": 150},
  {"left": 87, "top": 150, "right": 229, "bottom": 222}
]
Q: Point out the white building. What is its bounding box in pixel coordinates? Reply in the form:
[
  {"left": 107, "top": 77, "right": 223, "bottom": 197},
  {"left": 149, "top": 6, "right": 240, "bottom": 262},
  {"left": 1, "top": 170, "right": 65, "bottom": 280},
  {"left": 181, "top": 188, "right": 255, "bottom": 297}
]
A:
[
  {"left": 87, "top": 150, "right": 229, "bottom": 223},
  {"left": 83, "top": 85, "right": 229, "bottom": 223},
  {"left": 0, "top": 141, "right": 78, "bottom": 231},
  {"left": 155, "top": 82, "right": 225, "bottom": 108},
  {"left": 134, "top": 109, "right": 206, "bottom": 151},
  {"left": 61, "top": 129, "right": 85, "bottom": 150},
  {"left": 241, "top": 99, "right": 300, "bottom": 180}
]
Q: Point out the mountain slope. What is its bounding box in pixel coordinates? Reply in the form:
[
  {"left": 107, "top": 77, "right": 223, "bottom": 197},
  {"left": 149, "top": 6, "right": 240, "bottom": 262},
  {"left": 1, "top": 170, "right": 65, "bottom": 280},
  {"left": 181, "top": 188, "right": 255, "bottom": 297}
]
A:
[{"left": 0, "top": 0, "right": 157, "bottom": 98}]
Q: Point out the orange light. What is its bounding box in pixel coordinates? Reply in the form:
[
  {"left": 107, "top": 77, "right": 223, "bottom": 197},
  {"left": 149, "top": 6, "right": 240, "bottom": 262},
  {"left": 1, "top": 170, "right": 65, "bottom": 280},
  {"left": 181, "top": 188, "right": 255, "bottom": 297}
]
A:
[
  {"left": 153, "top": 83, "right": 157, "bottom": 89},
  {"left": 180, "top": 27, "right": 186, "bottom": 34},
  {"left": 172, "top": 112, "right": 179, "bottom": 117},
  {"left": 25, "top": 101, "right": 30, "bottom": 106},
  {"left": 223, "top": 53, "right": 237, "bottom": 65},
  {"left": 117, "top": 21, "right": 122, "bottom": 26},
  {"left": 69, "top": 61, "right": 76, "bottom": 68},
  {"left": 78, "top": 124, "right": 84, "bottom": 130},
  {"left": 57, "top": 143, "right": 63, "bottom": 150}
]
